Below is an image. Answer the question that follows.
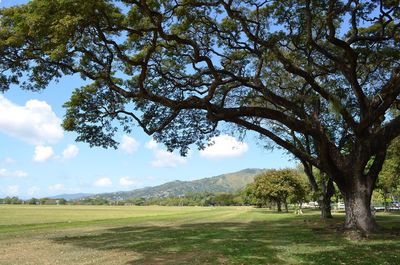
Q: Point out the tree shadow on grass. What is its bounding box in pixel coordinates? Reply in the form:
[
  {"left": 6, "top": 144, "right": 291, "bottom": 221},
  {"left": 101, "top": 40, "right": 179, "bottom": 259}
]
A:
[{"left": 52, "top": 217, "right": 400, "bottom": 265}]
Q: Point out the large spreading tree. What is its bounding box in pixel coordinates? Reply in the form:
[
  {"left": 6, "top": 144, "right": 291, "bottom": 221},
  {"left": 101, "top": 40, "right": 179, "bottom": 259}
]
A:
[{"left": 1, "top": 0, "right": 399, "bottom": 233}]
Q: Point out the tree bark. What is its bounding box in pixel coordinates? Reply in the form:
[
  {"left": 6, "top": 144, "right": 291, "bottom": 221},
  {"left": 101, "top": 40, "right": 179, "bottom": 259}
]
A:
[
  {"left": 301, "top": 161, "right": 334, "bottom": 219},
  {"left": 342, "top": 179, "right": 376, "bottom": 233},
  {"left": 319, "top": 197, "right": 333, "bottom": 218},
  {"left": 298, "top": 202, "right": 303, "bottom": 214},
  {"left": 277, "top": 200, "right": 282, "bottom": 212},
  {"left": 383, "top": 193, "right": 389, "bottom": 212},
  {"left": 319, "top": 178, "right": 335, "bottom": 218}
]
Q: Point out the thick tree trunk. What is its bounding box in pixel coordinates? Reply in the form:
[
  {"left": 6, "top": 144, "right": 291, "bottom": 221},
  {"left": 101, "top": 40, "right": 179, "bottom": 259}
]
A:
[
  {"left": 342, "top": 180, "right": 376, "bottom": 233},
  {"left": 319, "top": 197, "right": 333, "bottom": 219},
  {"left": 284, "top": 201, "right": 288, "bottom": 212}
]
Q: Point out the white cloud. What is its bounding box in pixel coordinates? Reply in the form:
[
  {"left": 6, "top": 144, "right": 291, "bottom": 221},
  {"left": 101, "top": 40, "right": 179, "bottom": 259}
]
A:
[
  {"left": 145, "top": 139, "right": 186, "bottom": 167},
  {"left": 151, "top": 149, "right": 186, "bottom": 168},
  {"left": 14, "top": 170, "right": 28, "bottom": 177},
  {"left": 27, "top": 186, "right": 40, "bottom": 196},
  {"left": 0, "top": 96, "right": 63, "bottom": 145},
  {"left": 145, "top": 139, "right": 158, "bottom": 150},
  {"left": 93, "top": 177, "right": 112, "bottom": 187},
  {"left": 48, "top": 183, "right": 65, "bottom": 191},
  {"left": 145, "top": 139, "right": 186, "bottom": 168},
  {"left": 61, "top": 144, "right": 79, "bottom": 160},
  {"left": 3, "top": 157, "right": 15, "bottom": 164},
  {"left": 33, "top": 145, "right": 54, "bottom": 162},
  {"left": 200, "top": 135, "right": 249, "bottom": 159},
  {"left": 33, "top": 144, "right": 79, "bottom": 162},
  {"left": 119, "top": 176, "right": 138, "bottom": 187},
  {"left": 120, "top": 135, "right": 140, "bottom": 154},
  {"left": 5, "top": 185, "right": 20, "bottom": 196},
  {"left": 0, "top": 168, "right": 28, "bottom": 178}
]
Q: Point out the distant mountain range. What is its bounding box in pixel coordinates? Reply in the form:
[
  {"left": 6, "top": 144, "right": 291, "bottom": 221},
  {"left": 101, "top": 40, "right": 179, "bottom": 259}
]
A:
[
  {"left": 53, "top": 168, "right": 264, "bottom": 201},
  {"left": 49, "top": 193, "right": 93, "bottom": 200}
]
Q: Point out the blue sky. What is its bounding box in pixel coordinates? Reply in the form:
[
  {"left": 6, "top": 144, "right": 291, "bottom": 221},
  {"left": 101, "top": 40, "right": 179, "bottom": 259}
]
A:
[{"left": 0, "top": 0, "right": 294, "bottom": 199}]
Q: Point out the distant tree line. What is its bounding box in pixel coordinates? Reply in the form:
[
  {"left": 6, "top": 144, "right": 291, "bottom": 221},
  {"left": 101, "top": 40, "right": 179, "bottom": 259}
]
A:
[
  {"left": 0, "top": 193, "right": 245, "bottom": 206},
  {"left": 2, "top": 153, "right": 398, "bottom": 210},
  {"left": 0, "top": 197, "right": 67, "bottom": 205},
  {"left": 122, "top": 191, "right": 247, "bottom": 207},
  {"left": 0, "top": 169, "right": 308, "bottom": 210}
]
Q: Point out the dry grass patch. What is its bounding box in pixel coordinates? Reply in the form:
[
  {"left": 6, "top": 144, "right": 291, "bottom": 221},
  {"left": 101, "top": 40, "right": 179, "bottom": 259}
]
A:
[{"left": 0, "top": 235, "right": 141, "bottom": 265}]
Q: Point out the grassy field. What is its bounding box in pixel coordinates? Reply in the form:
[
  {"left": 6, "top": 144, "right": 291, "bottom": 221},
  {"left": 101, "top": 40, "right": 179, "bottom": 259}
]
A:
[{"left": 0, "top": 205, "right": 399, "bottom": 265}]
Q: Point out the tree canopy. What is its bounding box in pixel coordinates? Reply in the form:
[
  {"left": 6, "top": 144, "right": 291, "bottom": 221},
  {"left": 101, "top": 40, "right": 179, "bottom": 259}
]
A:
[
  {"left": 1, "top": 0, "right": 399, "bottom": 233},
  {"left": 247, "top": 169, "right": 308, "bottom": 212},
  {"left": 376, "top": 136, "right": 400, "bottom": 207}
]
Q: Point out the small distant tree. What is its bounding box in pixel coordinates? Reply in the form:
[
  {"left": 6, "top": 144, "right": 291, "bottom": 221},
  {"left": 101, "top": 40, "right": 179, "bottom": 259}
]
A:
[
  {"left": 4, "top": 196, "right": 22, "bottom": 204},
  {"left": 58, "top": 198, "right": 67, "bottom": 205},
  {"left": 28, "top": 198, "right": 39, "bottom": 205},
  {"left": 214, "top": 193, "right": 235, "bottom": 206},
  {"left": 250, "top": 169, "right": 308, "bottom": 212},
  {"left": 376, "top": 137, "right": 400, "bottom": 210},
  {"left": 244, "top": 183, "right": 263, "bottom": 207},
  {"left": 297, "top": 164, "right": 336, "bottom": 218},
  {"left": 128, "top": 197, "right": 146, "bottom": 206},
  {"left": 232, "top": 191, "right": 246, "bottom": 206}
]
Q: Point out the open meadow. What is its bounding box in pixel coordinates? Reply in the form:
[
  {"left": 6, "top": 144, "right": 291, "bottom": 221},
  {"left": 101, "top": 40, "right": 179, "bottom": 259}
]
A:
[{"left": 0, "top": 205, "right": 399, "bottom": 265}]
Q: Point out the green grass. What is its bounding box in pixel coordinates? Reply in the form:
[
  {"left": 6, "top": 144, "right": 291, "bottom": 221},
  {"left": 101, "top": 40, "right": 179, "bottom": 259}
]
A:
[{"left": 0, "top": 205, "right": 399, "bottom": 265}]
